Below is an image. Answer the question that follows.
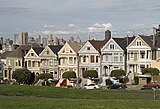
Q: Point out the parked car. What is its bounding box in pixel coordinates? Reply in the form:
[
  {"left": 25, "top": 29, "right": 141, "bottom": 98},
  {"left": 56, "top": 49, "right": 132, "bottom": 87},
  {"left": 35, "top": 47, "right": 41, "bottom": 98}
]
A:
[
  {"left": 107, "top": 84, "right": 127, "bottom": 90},
  {"left": 83, "top": 84, "right": 100, "bottom": 89},
  {"left": 143, "top": 82, "right": 160, "bottom": 88},
  {"left": 141, "top": 87, "right": 153, "bottom": 90}
]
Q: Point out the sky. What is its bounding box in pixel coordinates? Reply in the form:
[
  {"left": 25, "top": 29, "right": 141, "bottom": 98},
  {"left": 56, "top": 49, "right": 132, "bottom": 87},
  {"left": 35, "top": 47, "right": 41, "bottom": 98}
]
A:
[{"left": 0, "top": 0, "right": 160, "bottom": 40}]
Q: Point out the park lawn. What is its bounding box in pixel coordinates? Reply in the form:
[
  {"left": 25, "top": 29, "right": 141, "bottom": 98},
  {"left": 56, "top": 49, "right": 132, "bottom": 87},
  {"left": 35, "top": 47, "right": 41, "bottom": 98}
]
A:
[
  {"left": 0, "top": 84, "right": 160, "bottom": 109},
  {"left": 0, "top": 97, "right": 160, "bottom": 109}
]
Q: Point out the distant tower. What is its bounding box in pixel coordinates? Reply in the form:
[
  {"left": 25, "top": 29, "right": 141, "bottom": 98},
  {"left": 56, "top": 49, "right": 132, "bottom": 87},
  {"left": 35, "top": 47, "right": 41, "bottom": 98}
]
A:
[
  {"left": 105, "top": 30, "right": 111, "bottom": 40},
  {"left": 14, "top": 32, "right": 28, "bottom": 45}
]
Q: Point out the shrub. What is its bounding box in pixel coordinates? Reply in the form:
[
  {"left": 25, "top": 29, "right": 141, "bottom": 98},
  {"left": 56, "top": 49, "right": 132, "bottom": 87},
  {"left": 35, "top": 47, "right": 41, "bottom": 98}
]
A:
[
  {"left": 83, "top": 70, "right": 98, "bottom": 78},
  {"left": 62, "top": 71, "right": 76, "bottom": 79},
  {"left": 38, "top": 73, "right": 53, "bottom": 81},
  {"left": 12, "top": 68, "right": 35, "bottom": 85},
  {"left": 142, "top": 68, "right": 160, "bottom": 76},
  {"left": 105, "top": 79, "right": 113, "bottom": 85},
  {"left": 110, "top": 69, "right": 125, "bottom": 77}
]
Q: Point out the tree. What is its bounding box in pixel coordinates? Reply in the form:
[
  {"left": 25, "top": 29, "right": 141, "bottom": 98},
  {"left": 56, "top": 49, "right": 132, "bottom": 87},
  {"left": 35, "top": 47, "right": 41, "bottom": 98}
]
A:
[
  {"left": 62, "top": 71, "right": 76, "bottom": 79},
  {"left": 83, "top": 70, "right": 98, "bottom": 78},
  {"left": 37, "top": 73, "right": 53, "bottom": 81},
  {"left": 12, "top": 68, "right": 35, "bottom": 85},
  {"left": 110, "top": 69, "right": 125, "bottom": 77},
  {"left": 142, "top": 68, "right": 160, "bottom": 76}
]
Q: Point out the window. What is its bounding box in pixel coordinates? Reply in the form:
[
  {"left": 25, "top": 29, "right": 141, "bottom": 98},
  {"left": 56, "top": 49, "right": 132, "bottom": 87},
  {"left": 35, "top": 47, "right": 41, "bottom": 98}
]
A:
[
  {"left": 74, "top": 57, "right": 76, "bottom": 64},
  {"left": 140, "top": 64, "right": 145, "bottom": 71},
  {"left": 96, "top": 56, "right": 99, "bottom": 63},
  {"left": 28, "top": 60, "right": 31, "bottom": 67},
  {"left": 8, "top": 59, "right": 11, "bottom": 66},
  {"left": 130, "top": 52, "right": 134, "bottom": 59},
  {"left": 18, "top": 60, "right": 21, "bottom": 66},
  {"left": 50, "top": 59, "right": 53, "bottom": 66},
  {"left": 32, "top": 61, "right": 35, "bottom": 67},
  {"left": 47, "top": 51, "right": 49, "bottom": 54},
  {"left": 114, "top": 56, "right": 118, "bottom": 62},
  {"left": 65, "top": 48, "right": 69, "bottom": 53},
  {"left": 62, "top": 58, "right": 65, "bottom": 64},
  {"left": 4, "top": 70, "right": 7, "bottom": 77},
  {"left": 87, "top": 47, "right": 90, "bottom": 50},
  {"left": 109, "top": 44, "right": 114, "bottom": 49},
  {"left": 120, "top": 56, "right": 123, "bottom": 62},
  {"left": 38, "top": 62, "right": 40, "bottom": 67},
  {"left": 31, "top": 53, "right": 34, "bottom": 56},
  {"left": 90, "top": 55, "right": 94, "bottom": 63},
  {"left": 136, "top": 41, "right": 142, "bottom": 46},
  {"left": 69, "top": 57, "right": 73, "bottom": 64},
  {"left": 83, "top": 56, "right": 86, "bottom": 62},
  {"left": 55, "top": 60, "right": 58, "bottom": 66},
  {"left": 105, "top": 55, "right": 108, "bottom": 61},
  {"left": 140, "top": 51, "right": 145, "bottom": 59}
]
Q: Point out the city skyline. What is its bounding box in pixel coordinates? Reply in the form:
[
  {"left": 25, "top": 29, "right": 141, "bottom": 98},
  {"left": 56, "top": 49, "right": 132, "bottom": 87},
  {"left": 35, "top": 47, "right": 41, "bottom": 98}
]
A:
[{"left": 0, "top": 0, "right": 160, "bottom": 40}]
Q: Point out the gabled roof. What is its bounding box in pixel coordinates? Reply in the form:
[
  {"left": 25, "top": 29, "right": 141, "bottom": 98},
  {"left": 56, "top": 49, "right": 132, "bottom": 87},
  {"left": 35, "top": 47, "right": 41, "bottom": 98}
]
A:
[
  {"left": 7, "top": 47, "right": 25, "bottom": 58},
  {"left": 32, "top": 47, "right": 44, "bottom": 56},
  {"left": 140, "top": 35, "right": 153, "bottom": 47},
  {"left": 114, "top": 36, "right": 135, "bottom": 50},
  {"left": 68, "top": 42, "right": 83, "bottom": 53},
  {"left": 48, "top": 45, "right": 63, "bottom": 55},
  {"left": 89, "top": 39, "right": 108, "bottom": 52}
]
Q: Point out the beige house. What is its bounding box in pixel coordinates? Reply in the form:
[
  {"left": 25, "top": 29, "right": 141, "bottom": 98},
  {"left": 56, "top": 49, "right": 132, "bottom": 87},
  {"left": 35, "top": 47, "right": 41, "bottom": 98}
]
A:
[
  {"left": 39, "top": 45, "right": 62, "bottom": 79},
  {"left": 3, "top": 47, "right": 25, "bottom": 80},
  {"left": 58, "top": 42, "right": 83, "bottom": 78},
  {"left": 24, "top": 47, "right": 44, "bottom": 76},
  {"left": 126, "top": 35, "right": 158, "bottom": 84}
]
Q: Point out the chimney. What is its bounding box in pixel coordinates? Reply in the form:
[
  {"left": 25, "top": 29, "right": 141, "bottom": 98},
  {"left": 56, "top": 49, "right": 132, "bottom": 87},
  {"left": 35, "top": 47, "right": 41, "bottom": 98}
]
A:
[
  {"left": 105, "top": 30, "right": 111, "bottom": 40},
  {"left": 153, "top": 27, "right": 156, "bottom": 47}
]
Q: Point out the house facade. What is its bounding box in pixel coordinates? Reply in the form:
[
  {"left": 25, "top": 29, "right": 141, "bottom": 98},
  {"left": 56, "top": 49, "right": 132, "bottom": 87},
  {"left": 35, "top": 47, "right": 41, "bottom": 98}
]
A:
[
  {"left": 58, "top": 42, "right": 82, "bottom": 78},
  {"left": 39, "top": 45, "right": 62, "bottom": 79},
  {"left": 78, "top": 40, "right": 106, "bottom": 78},
  {"left": 101, "top": 38, "right": 125, "bottom": 77},
  {"left": 3, "top": 47, "right": 25, "bottom": 80},
  {"left": 126, "top": 35, "right": 154, "bottom": 84},
  {"left": 24, "top": 47, "right": 43, "bottom": 76}
]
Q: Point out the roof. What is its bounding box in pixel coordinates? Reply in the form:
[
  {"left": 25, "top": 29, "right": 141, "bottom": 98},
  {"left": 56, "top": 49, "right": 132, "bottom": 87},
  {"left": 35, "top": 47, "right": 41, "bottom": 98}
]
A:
[
  {"left": 32, "top": 47, "right": 44, "bottom": 56},
  {"left": 68, "top": 42, "right": 83, "bottom": 53},
  {"left": 6, "top": 47, "right": 25, "bottom": 58},
  {"left": 0, "top": 51, "right": 13, "bottom": 59},
  {"left": 140, "top": 35, "right": 153, "bottom": 47},
  {"left": 48, "top": 45, "right": 63, "bottom": 55},
  {"left": 114, "top": 36, "right": 135, "bottom": 50},
  {"left": 89, "top": 39, "right": 108, "bottom": 52}
]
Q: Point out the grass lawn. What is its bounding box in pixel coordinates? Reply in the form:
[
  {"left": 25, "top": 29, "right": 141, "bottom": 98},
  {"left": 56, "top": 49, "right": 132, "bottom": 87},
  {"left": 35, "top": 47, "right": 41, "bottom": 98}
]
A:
[{"left": 0, "top": 84, "right": 160, "bottom": 109}]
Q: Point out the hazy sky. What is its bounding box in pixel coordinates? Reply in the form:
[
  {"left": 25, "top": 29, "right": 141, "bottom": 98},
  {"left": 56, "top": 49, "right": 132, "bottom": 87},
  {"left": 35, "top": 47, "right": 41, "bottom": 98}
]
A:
[{"left": 0, "top": 0, "right": 160, "bottom": 40}]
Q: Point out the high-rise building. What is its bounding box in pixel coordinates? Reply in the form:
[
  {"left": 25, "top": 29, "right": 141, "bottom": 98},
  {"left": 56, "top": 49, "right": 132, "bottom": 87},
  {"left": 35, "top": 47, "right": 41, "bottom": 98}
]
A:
[{"left": 14, "top": 32, "right": 29, "bottom": 45}]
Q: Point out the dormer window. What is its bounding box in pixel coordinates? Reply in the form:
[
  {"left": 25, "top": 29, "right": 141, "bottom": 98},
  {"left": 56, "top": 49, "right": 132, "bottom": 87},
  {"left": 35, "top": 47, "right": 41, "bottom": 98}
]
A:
[
  {"left": 136, "top": 40, "right": 142, "bottom": 46},
  {"left": 110, "top": 44, "right": 114, "bottom": 49}
]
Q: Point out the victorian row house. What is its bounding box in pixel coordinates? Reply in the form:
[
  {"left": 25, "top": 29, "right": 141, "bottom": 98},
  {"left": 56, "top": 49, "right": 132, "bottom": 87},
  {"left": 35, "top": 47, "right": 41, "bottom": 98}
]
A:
[{"left": 58, "top": 42, "right": 83, "bottom": 78}]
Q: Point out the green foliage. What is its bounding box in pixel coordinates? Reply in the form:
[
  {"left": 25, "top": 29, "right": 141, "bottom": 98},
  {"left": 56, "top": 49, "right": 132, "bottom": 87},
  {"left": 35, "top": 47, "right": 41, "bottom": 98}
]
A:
[
  {"left": 142, "top": 68, "right": 160, "bottom": 76},
  {"left": 37, "top": 73, "right": 53, "bottom": 80},
  {"left": 133, "top": 77, "right": 139, "bottom": 85},
  {"left": 12, "top": 68, "right": 35, "bottom": 85},
  {"left": 83, "top": 70, "right": 98, "bottom": 78},
  {"left": 105, "top": 79, "right": 113, "bottom": 85},
  {"left": 62, "top": 71, "right": 76, "bottom": 79},
  {"left": 110, "top": 69, "right": 125, "bottom": 77}
]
